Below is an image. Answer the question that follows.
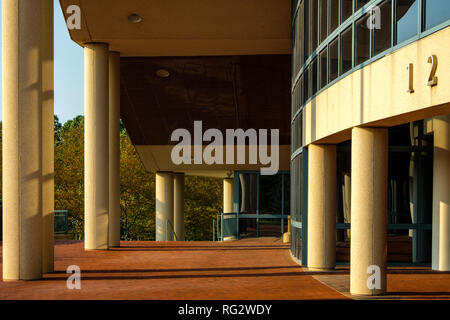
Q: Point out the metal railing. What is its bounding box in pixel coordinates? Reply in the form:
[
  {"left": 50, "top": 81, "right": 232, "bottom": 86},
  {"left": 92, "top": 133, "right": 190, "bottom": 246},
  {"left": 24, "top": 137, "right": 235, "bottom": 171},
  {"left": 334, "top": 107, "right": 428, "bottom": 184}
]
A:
[
  {"left": 54, "top": 210, "right": 69, "bottom": 234},
  {"left": 165, "top": 219, "right": 179, "bottom": 241},
  {"left": 213, "top": 212, "right": 288, "bottom": 241}
]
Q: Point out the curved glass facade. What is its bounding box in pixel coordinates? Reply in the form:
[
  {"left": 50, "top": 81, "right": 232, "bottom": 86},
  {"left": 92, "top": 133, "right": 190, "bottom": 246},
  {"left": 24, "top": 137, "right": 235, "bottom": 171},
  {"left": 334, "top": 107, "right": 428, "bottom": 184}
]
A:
[
  {"left": 291, "top": 0, "right": 450, "bottom": 121},
  {"left": 290, "top": 0, "right": 450, "bottom": 262}
]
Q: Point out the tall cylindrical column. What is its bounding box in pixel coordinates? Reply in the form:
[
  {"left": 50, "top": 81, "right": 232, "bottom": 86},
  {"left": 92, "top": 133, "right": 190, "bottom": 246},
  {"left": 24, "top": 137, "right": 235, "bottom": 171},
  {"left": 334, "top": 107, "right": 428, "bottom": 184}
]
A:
[
  {"left": 223, "top": 178, "right": 234, "bottom": 213},
  {"left": 2, "top": 0, "right": 46, "bottom": 280},
  {"left": 174, "top": 173, "right": 185, "bottom": 241},
  {"left": 156, "top": 172, "right": 174, "bottom": 241},
  {"left": 108, "top": 51, "right": 121, "bottom": 247},
  {"left": 41, "top": 0, "right": 54, "bottom": 274},
  {"left": 84, "top": 43, "right": 110, "bottom": 250},
  {"left": 432, "top": 115, "right": 450, "bottom": 271},
  {"left": 350, "top": 127, "right": 388, "bottom": 295},
  {"left": 307, "top": 144, "right": 337, "bottom": 270}
]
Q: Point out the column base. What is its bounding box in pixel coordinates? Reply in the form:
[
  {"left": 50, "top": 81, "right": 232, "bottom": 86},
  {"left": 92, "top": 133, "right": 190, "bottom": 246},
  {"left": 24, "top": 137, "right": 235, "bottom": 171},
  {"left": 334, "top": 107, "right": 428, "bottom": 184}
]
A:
[
  {"left": 222, "top": 236, "right": 237, "bottom": 242},
  {"left": 307, "top": 267, "right": 335, "bottom": 272}
]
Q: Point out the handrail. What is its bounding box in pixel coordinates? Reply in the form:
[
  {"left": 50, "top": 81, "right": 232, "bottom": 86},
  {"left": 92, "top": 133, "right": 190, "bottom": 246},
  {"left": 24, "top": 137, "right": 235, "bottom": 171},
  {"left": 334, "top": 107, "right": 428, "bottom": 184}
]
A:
[{"left": 166, "top": 219, "right": 179, "bottom": 241}]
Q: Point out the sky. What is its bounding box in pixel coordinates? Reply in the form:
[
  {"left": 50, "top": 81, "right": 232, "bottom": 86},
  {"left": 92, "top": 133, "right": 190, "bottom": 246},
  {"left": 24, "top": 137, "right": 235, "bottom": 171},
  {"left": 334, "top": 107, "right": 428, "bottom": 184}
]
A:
[{"left": 0, "top": 0, "right": 84, "bottom": 124}]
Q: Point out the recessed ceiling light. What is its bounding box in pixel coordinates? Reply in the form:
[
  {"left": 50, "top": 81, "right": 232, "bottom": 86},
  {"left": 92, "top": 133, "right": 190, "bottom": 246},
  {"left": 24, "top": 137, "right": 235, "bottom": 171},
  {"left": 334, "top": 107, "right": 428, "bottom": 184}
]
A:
[
  {"left": 156, "top": 69, "right": 170, "bottom": 78},
  {"left": 128, "top": 14, "right": 143, "bottom": 24}
]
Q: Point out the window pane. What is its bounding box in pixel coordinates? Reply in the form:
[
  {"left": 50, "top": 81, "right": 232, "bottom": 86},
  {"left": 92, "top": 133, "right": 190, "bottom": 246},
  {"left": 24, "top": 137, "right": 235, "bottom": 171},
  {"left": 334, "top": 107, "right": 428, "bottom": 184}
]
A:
[
  {"left": 312, "top": 0, "right": 319, "bottom": 52},
  {"left": 330, "top": 0, "right": 339, "bottom": 33},
  {"left": 304, "top": 65, "right": 310, "bottom": 100},
  {"left": 329, "top": 37, "right": 339, "bottom": 81},
  {"left": 320, "top": 0, "right": 328, "bottom": 42},
  {"left": 299, "top": 1, "right": 304, "bottom": 66},
  {"left": 341, "top": 0, "right": 353, "bottom": 22},
  {"left": 299, "top": 75, "right": 304, "bottom": 105},
  {"left": 320, "top": 48, "right": 328, "bottom": 89},
  {"left": 356, "top": 0, "right": 370, "bottom": 10},
  {"left": 374, "top": 0, "right": 392, "bottom": 55},
  {"left": 311, "top": 57, "right": 318, "bottom": 95},
  {"left": 305, "top": 0, "right": 310, "bottom": 59},
  {"left": 424, "top": 0, "right": 450, "bottom": 30},
  {"left": 356, "top": 13, "right": 371, "bottom": 65},
  {"left": 341, "top": 25, "right": 353, "bottom": 75},
  {"left": 396, "top": 0, "right": 418, "bottom": 44}
]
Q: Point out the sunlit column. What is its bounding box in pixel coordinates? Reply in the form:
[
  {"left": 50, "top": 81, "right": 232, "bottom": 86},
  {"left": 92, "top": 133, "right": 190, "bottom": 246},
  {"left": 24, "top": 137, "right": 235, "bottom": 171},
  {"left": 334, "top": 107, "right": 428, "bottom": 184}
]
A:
[
  {"left": 307, "top": 144, "right": 337, "bottom": 270},
  {"left": 156, "top": 172, "right": 174, "bottom": 241},
  {"left": 432, "top": 115, "right": 450, "bottom": 271},
  {"left": 174, "top": 173, "right": 185, "bottom": 241},
  {"left": 2, "top": 0, "right": 51, "bottom": 280},
  {"left": 84, "top": 43, "right": 110, "bottom": 250},
  {"left": 223, "top": 178, "right": 234, "bottom": 213},
  {"left": 41, "top": 0, "right": 55, "bottom": 274},
  {"left": 350, "top": 127, "right": 388, "bottom": 295}
]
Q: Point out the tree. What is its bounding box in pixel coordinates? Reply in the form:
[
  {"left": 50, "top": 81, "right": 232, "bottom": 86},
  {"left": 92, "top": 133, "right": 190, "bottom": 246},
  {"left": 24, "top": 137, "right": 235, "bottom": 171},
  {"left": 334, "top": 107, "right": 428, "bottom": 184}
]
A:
[{"left": 52, "top": 115, "right": 223, "bottom": 241}]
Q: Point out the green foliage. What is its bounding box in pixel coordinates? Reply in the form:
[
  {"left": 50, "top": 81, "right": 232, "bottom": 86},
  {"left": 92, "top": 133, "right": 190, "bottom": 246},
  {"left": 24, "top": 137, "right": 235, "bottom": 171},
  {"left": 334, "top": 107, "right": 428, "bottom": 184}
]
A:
[
  {"left": 0, "top": 115, "right": 223, "bottom": 241},
  {"left": 54, "top": 116, "right": 85, "bottom": 235},
  {"left": 185, "top": 176, "right": 223, "bottom": 241},
  {"left": 52, "top": 115, "right": 222, "bottom": 241}
]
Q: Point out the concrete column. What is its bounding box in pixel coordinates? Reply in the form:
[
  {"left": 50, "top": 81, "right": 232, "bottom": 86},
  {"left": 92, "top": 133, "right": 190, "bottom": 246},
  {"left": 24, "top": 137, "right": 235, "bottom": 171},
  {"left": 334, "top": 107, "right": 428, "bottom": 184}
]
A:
[
  {"left": 2, "top": 0, "right": 50, "bottom": 280},
  {"left": 108, "top": 51, "right": 120, "bottom": 247},
  {"left": 156, "top": 172, "right": 174, "bottom": 241},
  {"left": 41, "top": 0, "right": 54, "bottom": 274},
  {"left": 307, "top": 144, "right": 337, "bottom": 270},
  {"left": 223, "top": 178, "right": 234, "bottom": 213},
  {"left": 432, "top": 115, "right": 450, "bottom": 271},
  {"left": 174, "top": 173, "right": 185, "bottom": 241},
  {"left": 84, "top": 43, "right": 109, "bottom": 250},
  {"left": 350, "top": 127, "right": 388, "bottom": 295}
]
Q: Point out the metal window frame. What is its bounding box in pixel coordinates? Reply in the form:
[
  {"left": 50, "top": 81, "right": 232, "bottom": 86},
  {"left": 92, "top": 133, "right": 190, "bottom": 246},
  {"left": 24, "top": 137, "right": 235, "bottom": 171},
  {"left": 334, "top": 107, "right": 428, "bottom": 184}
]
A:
[
  {"left": 234, "top": 171, "right": 290, "bottom": 239},
  {"left": 290, "top": 0, "right": 450, "bottom": 128}
]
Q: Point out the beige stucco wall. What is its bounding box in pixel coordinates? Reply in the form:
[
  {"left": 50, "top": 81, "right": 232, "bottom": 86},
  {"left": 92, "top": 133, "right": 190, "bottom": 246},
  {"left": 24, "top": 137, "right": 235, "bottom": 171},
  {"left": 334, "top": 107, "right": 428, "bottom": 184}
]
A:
[{"left": 302, "top": 26, "right": 450, "bottom": 146}]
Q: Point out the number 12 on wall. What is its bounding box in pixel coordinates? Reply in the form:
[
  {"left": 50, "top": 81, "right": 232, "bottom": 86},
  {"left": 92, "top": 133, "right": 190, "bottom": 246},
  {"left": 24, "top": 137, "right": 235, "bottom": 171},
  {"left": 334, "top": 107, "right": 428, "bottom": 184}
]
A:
[{"left": 407, "top": 55, "right": 438, "bottom": 93}]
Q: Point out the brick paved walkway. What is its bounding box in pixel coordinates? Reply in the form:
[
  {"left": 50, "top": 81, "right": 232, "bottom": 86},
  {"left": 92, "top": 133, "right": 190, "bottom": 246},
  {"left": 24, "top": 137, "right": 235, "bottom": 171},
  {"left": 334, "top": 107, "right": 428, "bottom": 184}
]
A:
[
  {"left": 1, "top": 238, "right": 449, "bottom": 300},
  {"left": 0, "top": 238, "right": 347, "bottom": 300}
]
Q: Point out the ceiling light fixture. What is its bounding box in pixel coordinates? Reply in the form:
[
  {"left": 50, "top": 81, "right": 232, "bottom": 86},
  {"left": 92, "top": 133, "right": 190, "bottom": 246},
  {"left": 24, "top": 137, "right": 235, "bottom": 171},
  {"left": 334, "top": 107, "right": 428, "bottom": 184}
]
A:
[
  {"left": 156, "top": 69, "right": 170, "bottom": 78},
  {"left": 128, "top": 14, "right": 143, "bottom": 24}
]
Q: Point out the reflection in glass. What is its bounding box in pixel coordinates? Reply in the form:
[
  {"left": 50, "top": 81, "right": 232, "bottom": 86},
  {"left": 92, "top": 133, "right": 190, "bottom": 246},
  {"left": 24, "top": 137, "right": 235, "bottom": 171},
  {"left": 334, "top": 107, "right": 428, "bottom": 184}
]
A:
[
  {"left": 341, "top": 0, "right": 353, "bottom": 22},
  {"left": 329, "top": 37, "right": 339, "bottom": 81},
  {"left": 320, "top": 48, "right": 328, "bottom": 89},
  {"left": 330, "top": 0, "right": 339, "bottom": 33},
  {"left": 304, "top": 64, "right": 310, "bottom": 101},
  {"left": 356, "top": 13, "right": 371, "bottom": 65},
  {"left": 374, "top": 0, "right": 392, "bottom": 55},
  {"left": 356, "top": 0, "right": 370, "bottom": 10},
  {"left": 311, "top": 57, "right": 318, "bottom": 96},
  {"left": 396, "top": 0, "right": 418, "bottom": 44},
  {"left": 320, "top": 0, "right": 328, "bottom": 42},
  {"left": 305, "top": 0, "right": 310, "bottom": 60},
  {"left": 424, "top": 0, "right": 450, "bottom": 30},
  {"left": 299, "top": 75, "right": 304, "bottom": 105},
  {"left": 312, "top": 0, "right": 319, "bottom": 52},
  {"left": 299, "top": 1, "right": 304, "bottom": 66},
  {"left": 341, "top": 25, "right": 353, "bottom": 75}
]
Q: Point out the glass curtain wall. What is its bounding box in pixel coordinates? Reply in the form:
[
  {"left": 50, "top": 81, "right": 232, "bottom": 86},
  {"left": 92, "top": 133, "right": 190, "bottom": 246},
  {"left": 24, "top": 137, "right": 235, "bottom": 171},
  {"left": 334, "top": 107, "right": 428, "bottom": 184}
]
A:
[{"left": 291, "top": 0, "right": 449, "bottom": 264}]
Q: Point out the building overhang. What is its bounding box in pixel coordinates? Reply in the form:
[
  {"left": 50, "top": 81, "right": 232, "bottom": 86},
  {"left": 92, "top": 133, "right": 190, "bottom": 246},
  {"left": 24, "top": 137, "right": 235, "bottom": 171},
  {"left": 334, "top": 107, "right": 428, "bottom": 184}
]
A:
[{"left": 59, "top": 0, "right": 292, "bottom": 57}]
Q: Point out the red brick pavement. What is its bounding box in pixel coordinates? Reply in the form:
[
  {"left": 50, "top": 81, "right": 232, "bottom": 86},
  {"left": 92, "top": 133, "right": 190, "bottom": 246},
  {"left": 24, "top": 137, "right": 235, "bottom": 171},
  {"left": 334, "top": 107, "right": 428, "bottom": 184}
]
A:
[
  {"left": 0, "top": 238, "right": 347, "bottom": 300},
  {"left": 1, "top": 238, "right": 448, "bottom": 300}
]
